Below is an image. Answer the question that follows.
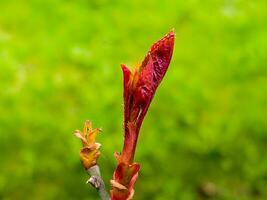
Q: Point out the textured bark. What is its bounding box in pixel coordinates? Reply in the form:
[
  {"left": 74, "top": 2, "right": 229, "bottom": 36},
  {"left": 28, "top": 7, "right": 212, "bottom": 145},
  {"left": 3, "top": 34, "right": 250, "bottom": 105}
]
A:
[{"left": 87, "top": 165, "right": 110, "bottom": 200}]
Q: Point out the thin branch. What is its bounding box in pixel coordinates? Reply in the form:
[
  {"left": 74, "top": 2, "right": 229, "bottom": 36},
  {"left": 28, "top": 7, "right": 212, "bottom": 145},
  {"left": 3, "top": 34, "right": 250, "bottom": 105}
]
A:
[{"left": 87, "top": 165, "right": 110, "bottom": 200}]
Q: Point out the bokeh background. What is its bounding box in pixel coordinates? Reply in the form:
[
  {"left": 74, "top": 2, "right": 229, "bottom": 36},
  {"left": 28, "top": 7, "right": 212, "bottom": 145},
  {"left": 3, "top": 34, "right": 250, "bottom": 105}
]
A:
[{"left": 0, "top": 0, "right": 267, "bottom": 199}]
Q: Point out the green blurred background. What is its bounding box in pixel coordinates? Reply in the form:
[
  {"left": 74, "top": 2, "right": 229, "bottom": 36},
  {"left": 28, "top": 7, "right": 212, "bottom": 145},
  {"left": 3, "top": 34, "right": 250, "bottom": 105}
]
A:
[{"left": 0, "top": 0, "right": 267, "bottom": 199}]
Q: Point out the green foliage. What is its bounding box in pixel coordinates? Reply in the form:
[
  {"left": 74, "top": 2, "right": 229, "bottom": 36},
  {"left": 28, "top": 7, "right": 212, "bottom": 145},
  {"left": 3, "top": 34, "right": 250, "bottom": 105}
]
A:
[{"left": 0, "top": 0, "right": 267, "bottom": 199}]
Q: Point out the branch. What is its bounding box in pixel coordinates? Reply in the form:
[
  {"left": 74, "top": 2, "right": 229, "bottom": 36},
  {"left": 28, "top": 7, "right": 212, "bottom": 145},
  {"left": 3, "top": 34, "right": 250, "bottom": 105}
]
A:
[{"left": 87, "top": 165, "right": 110, "bottom": 200}]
